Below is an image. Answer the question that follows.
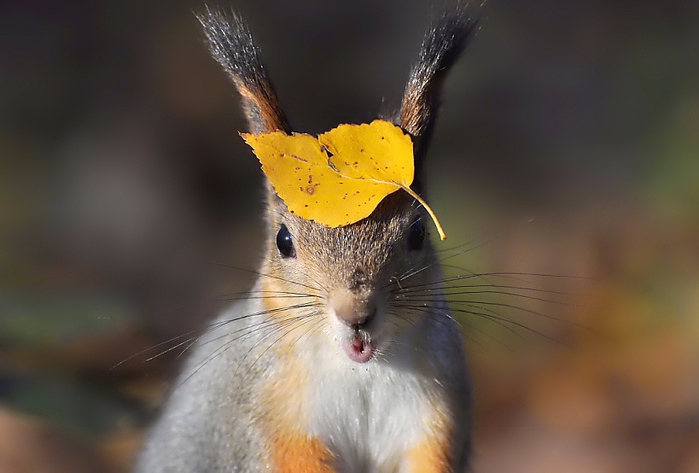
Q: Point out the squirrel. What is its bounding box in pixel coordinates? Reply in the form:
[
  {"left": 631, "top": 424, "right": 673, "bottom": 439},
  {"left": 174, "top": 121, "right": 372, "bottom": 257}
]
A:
[{"left": 136, "top": 4, "right": 478, "bottom": 472}]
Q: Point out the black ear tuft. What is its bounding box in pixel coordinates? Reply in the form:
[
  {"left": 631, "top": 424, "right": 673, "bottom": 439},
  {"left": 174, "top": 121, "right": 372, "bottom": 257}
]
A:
[
  {"left": 197, "top": 6, "right": 291, "bottom": 134},
  {"left": 398, "top": 3, "right": 479, "bottom": 167}
]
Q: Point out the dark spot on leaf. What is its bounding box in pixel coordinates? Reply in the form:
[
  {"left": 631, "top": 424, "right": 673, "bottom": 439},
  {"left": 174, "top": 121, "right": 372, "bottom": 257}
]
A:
[{"left": 308, "top": 175, "right": 313, "bottom": 184}]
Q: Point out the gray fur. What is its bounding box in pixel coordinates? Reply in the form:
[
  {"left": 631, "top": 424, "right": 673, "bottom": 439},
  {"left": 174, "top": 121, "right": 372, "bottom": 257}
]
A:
[{"left": 136, "top": 295, "right": 273, "bottom": 472}]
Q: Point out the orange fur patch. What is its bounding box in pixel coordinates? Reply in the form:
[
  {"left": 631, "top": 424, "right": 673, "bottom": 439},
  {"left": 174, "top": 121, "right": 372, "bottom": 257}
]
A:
[
  {"left": 260, "top": 278, "right": 293, "bottom": 320},
  {"left": 407, "top": 437, "right": 451, "bottom": 473},
  {"left": 406, "top": 405, "right": 453, "bottom": 472},
  {"left": 271, "top": 432, "right": 335, "bottom": 473},
  {"left": 237, "top": 83, "right": 288, "bottom": 132}
]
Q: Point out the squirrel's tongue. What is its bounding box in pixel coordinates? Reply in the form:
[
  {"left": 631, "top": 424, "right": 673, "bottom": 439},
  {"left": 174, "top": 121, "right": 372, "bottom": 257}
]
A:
[{"left": 343, "top": 338, "right": 375, "bottom": 363}]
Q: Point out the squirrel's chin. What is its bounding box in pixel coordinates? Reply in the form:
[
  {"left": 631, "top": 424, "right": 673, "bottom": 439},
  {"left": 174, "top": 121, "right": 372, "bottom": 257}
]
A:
[{"left": 342, "top": 337, "right": 375, "bottom": 363}]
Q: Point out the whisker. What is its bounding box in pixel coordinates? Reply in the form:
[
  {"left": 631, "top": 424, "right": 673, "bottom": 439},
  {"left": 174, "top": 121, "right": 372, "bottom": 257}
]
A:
[
  {"left": 396, "top": 228, "right": 505, "bottom": 283},
  {"left": 193, "top": 302, "right": 322, "bottom": 353},
  {"left": 146, "top": 335, "right": 201, "bottom": 363},
  {"left": 395, "top": 295, "right": 583, "bottom": 329},
  {"left": 110, "top": 330, "right": 199, "bottom": 370},
  {"left": 235, "top": 311, "right": 319, "bottom": 381},
  {"left": 215, "top": 293, "right": 318, "bottom": 304},
  {"left": 176, "top": 310, "right": 317, "bottom": 390},
  {"left": 394, "top": 302, "right": 556, "bottom": 342},
  {"left": 397, "top": 289, "right": 576, "bottom": 308},
  {"left": 132, "top": 301, "right": 320, "bottom": 370},
  {"left": 392, "top": 271, "right": 588, "bottom": 294},
  {"left": 211, "top": 262, "right": 322, "bottom": 293},
  {"left": 390, "top": 305, "right": 458, "bottom": 331}
]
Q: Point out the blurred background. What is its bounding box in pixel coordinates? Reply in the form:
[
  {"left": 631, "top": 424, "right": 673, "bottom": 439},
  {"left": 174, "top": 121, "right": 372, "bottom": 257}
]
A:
[{"left": 1, "top": 0, "right": 698, "bottom": 471}]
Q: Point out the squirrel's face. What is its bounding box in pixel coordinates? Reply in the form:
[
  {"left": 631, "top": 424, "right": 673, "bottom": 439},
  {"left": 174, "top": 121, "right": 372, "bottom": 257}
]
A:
[{"left": 260, "top": 192, "right": 442, "bottom": 364}]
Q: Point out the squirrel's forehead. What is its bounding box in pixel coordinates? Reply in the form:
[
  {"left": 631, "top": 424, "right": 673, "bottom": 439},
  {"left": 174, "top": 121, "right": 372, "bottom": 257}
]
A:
[
  {"left": 294, "top": 216, "right": 408, "bottom": 282},
  {"left": 300, "top": 212, "right": 409, "bottom": 247}
]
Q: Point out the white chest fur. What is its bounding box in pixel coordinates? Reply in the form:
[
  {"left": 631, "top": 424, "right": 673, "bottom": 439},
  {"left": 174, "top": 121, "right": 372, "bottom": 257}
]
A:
[{"left": 300, "top": 337, "right": 444, "bottom": 472}]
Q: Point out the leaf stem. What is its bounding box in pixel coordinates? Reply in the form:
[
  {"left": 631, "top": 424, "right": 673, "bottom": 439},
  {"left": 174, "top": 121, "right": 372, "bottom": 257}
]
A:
[{"left": 402, "top": 186, "right": 447, "bottom": 240}]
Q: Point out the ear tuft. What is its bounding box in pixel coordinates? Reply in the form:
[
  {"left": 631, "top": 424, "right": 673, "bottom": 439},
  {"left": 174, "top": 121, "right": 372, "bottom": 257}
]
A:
[
  {"left": 197, "top": 6, "right": 291, "bottom": 134},
  {"left": 398, "top": 3, "right": 479, "bottom": 161}
]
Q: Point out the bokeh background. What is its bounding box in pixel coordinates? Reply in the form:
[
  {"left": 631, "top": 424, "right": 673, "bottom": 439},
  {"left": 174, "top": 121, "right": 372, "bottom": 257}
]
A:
[{"left": 2, "top": 0, "right": 698, "bottom": 471}]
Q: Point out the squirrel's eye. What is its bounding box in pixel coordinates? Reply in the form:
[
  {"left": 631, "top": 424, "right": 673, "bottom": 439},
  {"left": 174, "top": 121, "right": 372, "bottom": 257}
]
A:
[
  {"left": 276, "top": 224, "right": 296, "bottom": 258},
  {"left": 407, "top": 218, "right": 425, "bottom": 251}
]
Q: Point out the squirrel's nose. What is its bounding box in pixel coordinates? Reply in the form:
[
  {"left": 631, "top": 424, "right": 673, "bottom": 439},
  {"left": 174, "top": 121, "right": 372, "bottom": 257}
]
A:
[
  {"left": 328, "top": 288, "right": 377, "bottom": 329},
  {"left": 350, "top": 306, "right": 377, "bottom": 330}
]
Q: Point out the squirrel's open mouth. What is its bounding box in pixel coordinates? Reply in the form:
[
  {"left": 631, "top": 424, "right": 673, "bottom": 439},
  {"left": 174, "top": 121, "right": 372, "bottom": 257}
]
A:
[{"left": 343, "top": 337, "right": 375, "bottom": 363}]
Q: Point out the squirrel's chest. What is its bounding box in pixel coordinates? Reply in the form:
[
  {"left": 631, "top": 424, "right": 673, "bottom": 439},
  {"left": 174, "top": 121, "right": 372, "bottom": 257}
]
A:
[{"left": 302, "top": 353, "right": 444, "bottom": 471}]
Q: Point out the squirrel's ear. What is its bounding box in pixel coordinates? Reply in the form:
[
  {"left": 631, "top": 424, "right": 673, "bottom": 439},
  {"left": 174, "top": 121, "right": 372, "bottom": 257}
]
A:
[
  {"left": 198, "top": 7, "right": 291, "bottom": 134},
  {"left": 397, "top": 3, "right": 478, "bottom": 173}
]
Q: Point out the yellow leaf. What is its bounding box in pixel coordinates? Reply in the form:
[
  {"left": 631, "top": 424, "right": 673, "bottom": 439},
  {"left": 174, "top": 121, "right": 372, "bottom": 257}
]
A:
[{"left": 241, "top": 120, "right": 446, "bottom": 239}]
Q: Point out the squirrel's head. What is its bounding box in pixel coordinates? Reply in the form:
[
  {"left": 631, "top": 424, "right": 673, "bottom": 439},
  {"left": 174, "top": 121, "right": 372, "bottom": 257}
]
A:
[{"left": 198, "top": 5, "right": 477, "bottom": 364}]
